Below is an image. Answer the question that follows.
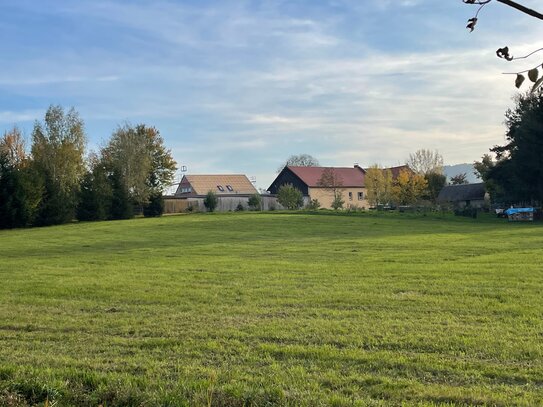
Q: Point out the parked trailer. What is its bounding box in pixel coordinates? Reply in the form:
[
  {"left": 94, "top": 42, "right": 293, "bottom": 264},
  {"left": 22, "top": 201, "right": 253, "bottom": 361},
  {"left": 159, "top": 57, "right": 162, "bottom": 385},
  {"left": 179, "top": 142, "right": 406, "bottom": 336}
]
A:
[{"left": 504, "top": 207, "right": 534, "bottom": 222}]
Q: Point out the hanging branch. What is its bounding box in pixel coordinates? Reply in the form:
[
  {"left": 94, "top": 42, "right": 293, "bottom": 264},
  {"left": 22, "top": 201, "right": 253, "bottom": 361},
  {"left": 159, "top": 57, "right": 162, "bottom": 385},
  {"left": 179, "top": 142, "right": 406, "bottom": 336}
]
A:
[{"left": 463, "top": 0, "right": 543, "bottom": 91}]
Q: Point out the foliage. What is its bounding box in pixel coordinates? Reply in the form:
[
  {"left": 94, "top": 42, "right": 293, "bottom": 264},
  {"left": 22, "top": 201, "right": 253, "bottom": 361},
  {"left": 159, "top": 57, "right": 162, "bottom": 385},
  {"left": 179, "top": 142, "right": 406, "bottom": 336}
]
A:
[
  {"left": 76, "top": 155, "right": 113, "bottom": 222},
  {"left": 424, "top": 172, "right": 447, "bottom": 203},
  {"left": 463, "top": 0, "right": 543, "bottom": 91},
  {"left": 477, "top": 91, "right": 543, "bottom": 203},
  {"left": 474, "top": 154, "right": 507, "bottom": 202},
  {"left": 392, "top": 169, "right": 428, "bottom": 205},
  {"left": 365, "top": 165, "right": 393, "bottom": 207},
  {"left": 277, "top": 183, "right": 303, "bottom": 210},
  {"left": 450, "top": 173, "right": 469, "bottom": 185},
  {"left": 247, "top": 194, "right": 262, "bottom": 211},
  {"left": 108, "top": 169, "right": 133, "bottom": 220},
  {"left": 31, "top": 105, "right": 87, "bottom": 225},
  {"left": 204, "top": 190, "right": 219, "bottom": 212},
  {"left": 0, "top": 153, "right": 42, "bottom": 228},
  {"left": 406, "top": 149, "right": 444, "bottom": 176},
  {"left": 0, "top": 127, "right": 26, "bottom": 167},
  {"left": 143, "top": 193, "right": 165, "bottom": 217},
  {"left": 235, "top": 202, "right": 245, "bottom": 212},
  {"left": 306, "top": 198, "right": 321, "bottom": 210},
  {"left": 1, "top": 213, "right": 543, "bottom": 406},
  {"left": 101, "top": 124, "right": 176, "bottom": 209},
  {"left": 277, "top": 153, "right": 319, "bottom": 173},
  {"left": 331, "top": 194, "right": 345, "bottom": 210}
]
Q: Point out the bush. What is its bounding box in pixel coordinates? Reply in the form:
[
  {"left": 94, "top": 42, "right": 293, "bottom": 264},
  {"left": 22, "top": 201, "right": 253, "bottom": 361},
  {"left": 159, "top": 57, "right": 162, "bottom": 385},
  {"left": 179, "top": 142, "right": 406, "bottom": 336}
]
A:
[
  {"left": 454, "top": 206, "right": 478, "bottom": 218},
  {"left": 277, "top": 184, "right": 304, "bottom": 210},
  {"left": 235, "top": 202, "right": 245, "bottom": 211},
  {"left": 306, "top": 199, "right": 321, "bottom": 210},
  {"left": 143, "top": 193, "right": 164, "bottom": 217},
  {"left": 331, "top": 194, "right": 344, "bottom": 210},
  {"left": 204, "top": 191, "right": 219, "bottom": 212},
  {"left": 248, "top": 194, "right": 262, "bottom": 211}
]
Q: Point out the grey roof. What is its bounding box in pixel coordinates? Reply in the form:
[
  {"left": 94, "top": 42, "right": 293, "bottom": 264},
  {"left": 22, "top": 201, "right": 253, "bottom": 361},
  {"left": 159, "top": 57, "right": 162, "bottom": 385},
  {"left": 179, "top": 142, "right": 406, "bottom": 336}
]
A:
[{"left": 437, "top": 183, "right": 486, "bottom": 203}]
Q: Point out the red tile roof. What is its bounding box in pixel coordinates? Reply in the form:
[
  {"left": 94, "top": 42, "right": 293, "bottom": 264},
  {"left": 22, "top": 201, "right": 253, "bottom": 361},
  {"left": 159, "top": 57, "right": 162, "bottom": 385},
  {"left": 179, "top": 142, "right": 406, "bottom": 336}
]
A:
[{"left": 287, "top": 166, "right": 365, "bottom": 187}]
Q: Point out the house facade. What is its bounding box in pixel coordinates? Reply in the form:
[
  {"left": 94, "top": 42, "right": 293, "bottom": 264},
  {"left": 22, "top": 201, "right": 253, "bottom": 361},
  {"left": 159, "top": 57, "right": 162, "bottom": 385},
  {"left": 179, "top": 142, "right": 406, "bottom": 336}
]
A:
[{"left": 268, "top": 166, "right": 368, "bottom": 209}]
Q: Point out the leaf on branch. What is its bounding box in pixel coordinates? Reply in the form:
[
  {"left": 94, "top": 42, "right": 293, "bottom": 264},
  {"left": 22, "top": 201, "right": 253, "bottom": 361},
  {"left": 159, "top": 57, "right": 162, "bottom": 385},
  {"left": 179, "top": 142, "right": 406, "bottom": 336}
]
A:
[
  {"left": 515, "top": 74, "right": 525, "bottom": 89},
  {"left": 466, "top": 18, "right": 478, "bottom": 32},
  {"left": 528, "top": 68, "right": 539, "bottom": 83},
  {"left": 496, "top": 47, "right": 513, "bottom": 61}
]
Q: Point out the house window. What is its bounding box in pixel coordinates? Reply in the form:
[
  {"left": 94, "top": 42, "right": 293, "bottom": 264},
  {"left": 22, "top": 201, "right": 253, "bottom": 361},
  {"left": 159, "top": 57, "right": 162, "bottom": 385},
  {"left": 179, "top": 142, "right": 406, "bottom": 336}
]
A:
[
  {"left": 349, "top": 192, "right": 353, "bottom": 201},
  {"left": 217, "top": 185, "right": 224, "bottom": 191},
  {"left": 181, "top": 187, "right": 191, "bottom": 193},
  {"left": 358, "top": 192, "right": 364, "bottom": 200},
  {"left": 226, "top": 185, "right": 234, "bottom": 192}
]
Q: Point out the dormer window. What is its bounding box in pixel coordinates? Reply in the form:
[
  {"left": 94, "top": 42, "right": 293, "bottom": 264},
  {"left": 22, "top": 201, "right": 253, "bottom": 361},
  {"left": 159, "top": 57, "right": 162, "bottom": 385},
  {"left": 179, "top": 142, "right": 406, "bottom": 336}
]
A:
[
  {"left": 217, "top": 185, "right": 224, "bottom": 191},
  {"left": 226, "top": 185, "right": 234, "bottom": 192}
]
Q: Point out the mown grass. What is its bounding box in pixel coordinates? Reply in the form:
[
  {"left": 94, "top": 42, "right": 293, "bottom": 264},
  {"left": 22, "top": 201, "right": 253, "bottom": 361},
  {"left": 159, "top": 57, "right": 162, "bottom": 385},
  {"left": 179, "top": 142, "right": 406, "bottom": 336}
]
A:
[{"left": 0, "top": 211, "right": 542, "bottom": 406}]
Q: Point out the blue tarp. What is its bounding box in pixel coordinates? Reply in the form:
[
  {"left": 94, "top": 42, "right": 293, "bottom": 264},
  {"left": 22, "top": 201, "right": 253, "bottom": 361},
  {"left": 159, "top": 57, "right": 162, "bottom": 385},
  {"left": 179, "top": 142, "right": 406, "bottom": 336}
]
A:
[{"left": 504, "top": 207, "right": 534, "bottom": 216}]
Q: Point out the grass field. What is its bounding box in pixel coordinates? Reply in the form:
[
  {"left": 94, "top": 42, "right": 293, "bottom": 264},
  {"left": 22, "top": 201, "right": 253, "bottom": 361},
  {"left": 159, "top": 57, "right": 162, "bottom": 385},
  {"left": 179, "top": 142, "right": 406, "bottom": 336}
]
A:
[{"left": 1, "top": 212, "right": 542, "bottom": 406}]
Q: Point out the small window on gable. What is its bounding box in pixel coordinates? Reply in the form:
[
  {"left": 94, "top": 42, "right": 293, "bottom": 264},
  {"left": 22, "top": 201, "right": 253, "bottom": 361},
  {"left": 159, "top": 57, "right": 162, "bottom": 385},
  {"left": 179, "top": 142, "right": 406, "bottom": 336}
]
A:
[
  {"left": 217, "top": 185, "right": 224, "bottom": 192},
  {"left": 226, "top": 185, "right": 234, "bottom": 192}
]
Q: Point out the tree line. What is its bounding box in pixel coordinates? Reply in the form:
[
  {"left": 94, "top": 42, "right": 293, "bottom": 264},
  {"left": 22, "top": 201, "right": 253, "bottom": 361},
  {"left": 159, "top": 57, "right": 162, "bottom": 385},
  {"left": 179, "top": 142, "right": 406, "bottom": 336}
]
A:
[{"left": 0, "top": 105, "right": 177, "bottom": 229}]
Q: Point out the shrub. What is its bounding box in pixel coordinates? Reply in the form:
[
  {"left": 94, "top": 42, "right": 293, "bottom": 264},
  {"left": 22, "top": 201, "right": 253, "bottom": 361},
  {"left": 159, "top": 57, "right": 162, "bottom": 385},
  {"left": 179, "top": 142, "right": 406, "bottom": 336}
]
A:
[
  {"left": 331, "top": 194, "right": 344, "bottom": 210},
  {"left": 235, "top": 202, "right": 245, "bottom": 211},
  {"left": 306, "top": 199, "right": 321, "bottom": 210},
  {"left": 248, "top": 194, "right": 262, "bottom": 211},
  {"left": 204, "top": 191, "right": 219, "bottom": 212},
  {"left": 277, "top": 184, "right": 303, "bottom": 210},
  {"left": 143, "top": 193, "right": 164, "bottom": 217}
]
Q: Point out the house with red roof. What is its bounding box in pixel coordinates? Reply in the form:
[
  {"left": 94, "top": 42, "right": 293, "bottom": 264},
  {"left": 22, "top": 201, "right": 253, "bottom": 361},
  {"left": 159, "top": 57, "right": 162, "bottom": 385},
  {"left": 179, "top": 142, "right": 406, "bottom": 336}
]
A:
[{"left": 268, "top": 165, "right": 368, "bottom": 209}]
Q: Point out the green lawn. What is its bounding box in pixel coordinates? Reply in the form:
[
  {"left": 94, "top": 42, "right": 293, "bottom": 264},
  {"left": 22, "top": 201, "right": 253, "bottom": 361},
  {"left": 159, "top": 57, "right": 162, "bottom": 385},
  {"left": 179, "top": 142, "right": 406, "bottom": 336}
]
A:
[{"left": 1, "top": 212, "right": 542, "bottom": 406}]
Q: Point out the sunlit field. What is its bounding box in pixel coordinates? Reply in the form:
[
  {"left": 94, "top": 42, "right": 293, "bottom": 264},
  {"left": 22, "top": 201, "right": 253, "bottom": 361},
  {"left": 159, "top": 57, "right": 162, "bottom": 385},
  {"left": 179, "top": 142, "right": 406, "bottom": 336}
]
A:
[{"left": 1, "top": 212, "right": 542, "bottom": 406}]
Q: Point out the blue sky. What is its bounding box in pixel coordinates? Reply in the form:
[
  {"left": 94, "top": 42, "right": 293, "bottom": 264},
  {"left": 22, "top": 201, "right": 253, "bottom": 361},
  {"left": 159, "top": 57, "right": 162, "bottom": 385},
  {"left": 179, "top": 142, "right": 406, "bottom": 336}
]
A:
[{"left": 1, "top": 0, "right": 542, "bottom": 189}]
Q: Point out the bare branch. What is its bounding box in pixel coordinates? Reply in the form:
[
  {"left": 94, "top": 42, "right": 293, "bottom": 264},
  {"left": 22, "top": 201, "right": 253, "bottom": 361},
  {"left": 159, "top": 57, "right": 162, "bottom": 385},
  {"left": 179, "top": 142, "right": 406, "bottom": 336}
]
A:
[{"left": 496, "top": 0, "right": 543, "bottom": 20}]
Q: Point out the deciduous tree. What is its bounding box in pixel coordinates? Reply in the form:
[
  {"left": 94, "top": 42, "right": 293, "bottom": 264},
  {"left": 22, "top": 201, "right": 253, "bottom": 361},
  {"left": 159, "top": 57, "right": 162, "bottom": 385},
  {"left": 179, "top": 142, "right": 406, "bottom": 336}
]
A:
[
  {"left": 31, "top": 105, "right": 86, "bottom": 225},
  {"left": 317, "top": 168, "right": 345, "bottom": 209},
  {"left": 277, "top": 154, "right": 319, "bottom": 173},
  {"left": 406, "top": 149, "right": 444, "bottom": 176},
  {"left": 102, "top": 124, "right": 176, "bottom": 210},
  {"left": 425, "top": 172, "right": 447, "bottom": 203},
  {"left": 392, "top": 170, "right": 428, "bottom": 206},
  {"left": 450, "top": 173, "right": 469, "bottom": 185},
  {"left": 277, "top": 184, "right": 303, "bottom": 210},
  {"left": 0, "top": 127, "right": 26, "bottom": 167},
  {"left": 365, "top": 165, "right": 393, "bottom": 207}
]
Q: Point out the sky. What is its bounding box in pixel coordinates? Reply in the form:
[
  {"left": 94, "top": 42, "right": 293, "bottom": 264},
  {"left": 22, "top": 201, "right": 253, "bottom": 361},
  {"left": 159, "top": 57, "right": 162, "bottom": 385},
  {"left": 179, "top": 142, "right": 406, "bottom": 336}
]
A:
[{"left": 1, "top": 0, "right": 543, "bottom": 190}]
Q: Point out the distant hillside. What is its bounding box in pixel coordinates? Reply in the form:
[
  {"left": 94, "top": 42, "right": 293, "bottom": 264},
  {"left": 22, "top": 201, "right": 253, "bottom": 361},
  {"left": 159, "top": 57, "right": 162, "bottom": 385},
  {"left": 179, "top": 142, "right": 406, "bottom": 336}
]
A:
[{"left": 443, "top": 163, "right": 480, "bottom": 184}]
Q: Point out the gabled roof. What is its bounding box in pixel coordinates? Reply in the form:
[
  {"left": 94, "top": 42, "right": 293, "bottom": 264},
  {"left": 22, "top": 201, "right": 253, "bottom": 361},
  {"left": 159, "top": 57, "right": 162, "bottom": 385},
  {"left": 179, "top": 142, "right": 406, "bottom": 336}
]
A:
[
  {"left": 179, "top": 174, "right": 258, "bottom": 196},
  {"left": 437, "top": 183, "right": 486, "bottom": 203},
  {"left": 287, "top": 166, "right": 365, "bottom": 187}
]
